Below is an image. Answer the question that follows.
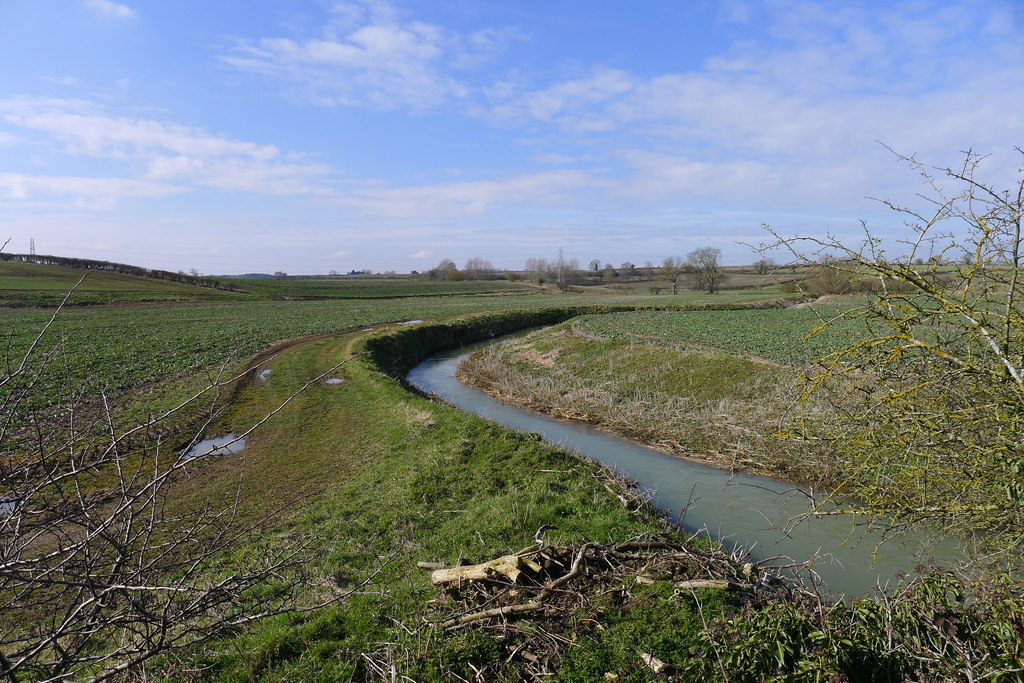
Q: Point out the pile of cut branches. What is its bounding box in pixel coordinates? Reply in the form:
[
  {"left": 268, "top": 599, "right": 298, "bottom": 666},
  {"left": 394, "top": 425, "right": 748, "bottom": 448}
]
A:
[{"left": 418, "top": 531, "right": 793, "bottom": 679}]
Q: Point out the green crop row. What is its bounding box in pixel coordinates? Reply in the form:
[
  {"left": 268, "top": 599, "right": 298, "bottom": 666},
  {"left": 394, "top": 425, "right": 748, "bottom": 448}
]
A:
[{"left": 571, "top": 305, "right": 865, "bottom": 365}]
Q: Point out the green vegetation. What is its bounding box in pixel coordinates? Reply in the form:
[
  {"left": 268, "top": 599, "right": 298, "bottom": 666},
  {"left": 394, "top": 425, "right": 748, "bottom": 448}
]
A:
[
  {"left": 4, "top": 286, "right": 800, "bottom": 420},
  {"left": 0, "top": 260, "right": 245, "bottom": 306},
  {"left": 4, "top": 252, "right": 1022, "bottom": 681},
  {"left": 570, "top": 305, "right": 863, "bottom": 365},
  {"left": 459, "top": 309, "right": 850, "bottom": 479},
  {"left": 216, "top": 276, "right": 535, "bottom": 299}
]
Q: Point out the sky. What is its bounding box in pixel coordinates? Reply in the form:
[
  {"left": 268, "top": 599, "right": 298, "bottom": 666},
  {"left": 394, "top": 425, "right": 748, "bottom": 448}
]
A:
[{"left": 0, "top": 0, "right": 1021, "bottom": 275}]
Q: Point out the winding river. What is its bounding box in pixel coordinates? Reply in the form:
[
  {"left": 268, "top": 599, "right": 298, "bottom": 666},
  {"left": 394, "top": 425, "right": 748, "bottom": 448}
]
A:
[{"left": 407, "top": 332, "right": 966, "bottom": 598}]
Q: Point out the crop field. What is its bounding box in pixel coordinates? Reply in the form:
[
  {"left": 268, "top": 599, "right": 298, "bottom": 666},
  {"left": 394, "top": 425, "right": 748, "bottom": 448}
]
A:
[
  {"left": 0, "top": 261, "right": 241, "bottom": 307},
  {"left": 570, "top": 303, "right": 865, "bottom": 365},
  {"left": 4, "top": 288, "right": 799, "bottom": 414},
  {"left": 217, "top": 277, "right": 535, "bottom": 298}
]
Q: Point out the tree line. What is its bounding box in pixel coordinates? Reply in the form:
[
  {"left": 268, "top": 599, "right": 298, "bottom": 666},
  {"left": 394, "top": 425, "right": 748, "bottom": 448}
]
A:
[{"left": 422, "top": 247, "right": 732, "bottom": 294}]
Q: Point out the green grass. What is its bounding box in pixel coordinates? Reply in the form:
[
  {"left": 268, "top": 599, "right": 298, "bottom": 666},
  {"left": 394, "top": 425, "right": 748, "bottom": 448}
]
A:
[{"left": 214, "top": 277, "right": 536, "bottom": 299}]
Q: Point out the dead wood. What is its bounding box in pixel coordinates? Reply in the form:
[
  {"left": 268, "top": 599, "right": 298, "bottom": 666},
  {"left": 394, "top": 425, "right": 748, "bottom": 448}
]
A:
[{"left": 421, "top": 532, "right": 805, "bottom": 678}]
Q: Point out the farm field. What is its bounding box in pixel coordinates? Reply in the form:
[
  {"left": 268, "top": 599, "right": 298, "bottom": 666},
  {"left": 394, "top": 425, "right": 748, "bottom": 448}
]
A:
[
  {"left": 5, "top": 285, "right": 802, "bottom": 412},
  {"left": 569, "top": 303, "right": 863, "bottom": 365},
  {"left": 0, "top": 260, "right": 244, "bottom": 307},
  {"left": 213, "top": 276, "right": 536, "bottom": 298}
]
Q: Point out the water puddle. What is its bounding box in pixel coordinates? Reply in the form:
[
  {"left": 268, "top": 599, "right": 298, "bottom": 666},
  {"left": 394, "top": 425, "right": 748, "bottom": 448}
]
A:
[
  {"left": 361, "top": 328, "right": 375, "bottom": 332},
  {"left": 397, "top": 320, "right": 424, "bottom": 325},
  {"left": 0, "top": 497, "right": 16, "bottom": 519},
  {"left": 183, "top": 434, "right": 246, "bottom": 459},
  {"left": 257, "top": 368, "right": 273, "bottom": 383},
  {"left": 323, "top": 378, "right": 345, "bottom": 385}
]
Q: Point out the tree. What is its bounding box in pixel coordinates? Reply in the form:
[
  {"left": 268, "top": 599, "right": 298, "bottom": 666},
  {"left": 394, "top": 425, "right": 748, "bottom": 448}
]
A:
[
  {"left": 0, "top": 266, "right": 366, "bottom": 680},
  {"left": 762, "top": 148, "right": 1024, "bottom": 552},
  {"left": 589, "top": 259, "right": 602, "bottom": 272},
  {"left": 658, "top": 256, "right": 688, "bottom": 295},
  {"left": 524, "top": 257, "right": 550, "bottom": 283},
  {"left": 463, "top": 257, "right": 494, "bottom": 280},
  {"left": 753, "top": 257, "right": 776, "bottom": 275},
  {"left": 429, "top": 258, "right": 457, "bottom": 280},
  {"left": 685, "top": 247, "right": 726, "bottom": 294}
]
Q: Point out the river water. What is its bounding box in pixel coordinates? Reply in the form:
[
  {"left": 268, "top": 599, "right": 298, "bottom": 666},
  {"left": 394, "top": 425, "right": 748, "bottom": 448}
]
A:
[{"left": 406, "top": 334, "right": 966, "bottom": 597}]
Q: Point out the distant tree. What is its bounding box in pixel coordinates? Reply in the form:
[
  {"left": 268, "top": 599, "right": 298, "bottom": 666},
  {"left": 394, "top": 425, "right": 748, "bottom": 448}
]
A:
[
  {"left": 429, "top": 258, "right": 457, "bottom": 280},
  {"left": 620, "top": 262, "right": 637, "bottom": 278},
  {"left": 189, "top": 268, "right": 200, "bottom": 277},
  {"left": 686, "top": 247, "right": 726, "bottom": 294},
  {"left": 589, "top": 258, "right": 602, "bottom": 272},
  {"left": 524, "top": 257, "right": 550, "bottom": 283},
  {"left": 328, "top": 270, "right": 340, "bottom": 276},
  {"left": 753, "top": 257, "right": 776, "bottom": 275},
  {"left": 463, "top": 257, "right": 494, "bottom": 280},
  {"left": 273, "top": 271, "right": 288, "bottom": 279},
  {"left": 659, "top": 256, "right": 688, "bottom": 295}
]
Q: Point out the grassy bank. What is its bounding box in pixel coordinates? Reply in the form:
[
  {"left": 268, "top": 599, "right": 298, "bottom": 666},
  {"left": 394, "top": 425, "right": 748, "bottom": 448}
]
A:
[{"left": 457, "top": 308, "right": 861, "bottom": 480}]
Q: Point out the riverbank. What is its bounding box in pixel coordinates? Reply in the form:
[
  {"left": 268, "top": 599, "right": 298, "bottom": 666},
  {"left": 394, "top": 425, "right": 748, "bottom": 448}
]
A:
[{"left": 457, "top": 311, "right": 839, "bottom": 483}]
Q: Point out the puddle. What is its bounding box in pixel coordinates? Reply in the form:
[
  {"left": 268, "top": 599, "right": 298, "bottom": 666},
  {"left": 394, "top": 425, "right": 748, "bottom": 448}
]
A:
[
  {"left": 0, "top": 497, "right": 16, "bottom": 519},
  {"left": 257, "top": 368, "right": 273, "bottom": 383},
  {"left": 361, "top": 328, "right": 375, "bottom": 332},
  {"left": 183, "top": 435, "right": 246, "bottom": 460},
  {"left": 323, "top": 378, "right": 345, "bottom": 385},
  {"left": 397, "top": 320, "right": 424, "bottom": 325}
]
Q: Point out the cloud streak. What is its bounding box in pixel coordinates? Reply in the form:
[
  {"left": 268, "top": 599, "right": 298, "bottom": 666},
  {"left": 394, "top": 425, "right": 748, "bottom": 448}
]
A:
[
  {"left": 0, "top": 98, "right": 336, "bottom": 206},
  {"left": 83, "top": 0, "right": 135, "bottom": 20}
]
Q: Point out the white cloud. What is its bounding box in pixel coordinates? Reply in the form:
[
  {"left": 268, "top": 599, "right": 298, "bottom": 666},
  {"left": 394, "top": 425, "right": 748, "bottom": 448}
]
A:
[
  {"left": 330, "top": 250, "right": 351, "bottom": 258},
  {"left": 223, "top": 3, "right": 462, "bottom": 108},
  {"left": 410, "top": 250, "right": 432, "bottom": 259},
  {"left": 221, "top": 0, "right": 522, "bottom": 109},
  {"left": 0, "top": 97, "right": 337, "bottom": 203},
  {"left": 487, "top": 67, "right": 636, "bottom": 129},
  {"left": 0, "top": 173, "right": 185, "bottom": 210},
  {"left": 83, "top": 0, "right": 135, "bottom": 20},
  {"left": 478, "top": 1, "right": 1024, "bottom": 212},
  {"left": 337, "top": 169, "right": 599, "bottom": 218}
]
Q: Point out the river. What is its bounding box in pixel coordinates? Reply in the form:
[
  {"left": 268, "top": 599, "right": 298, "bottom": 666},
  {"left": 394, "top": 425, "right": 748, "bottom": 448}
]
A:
[{"left": 406, "top": 332, "right": 966, "bottom": 597}]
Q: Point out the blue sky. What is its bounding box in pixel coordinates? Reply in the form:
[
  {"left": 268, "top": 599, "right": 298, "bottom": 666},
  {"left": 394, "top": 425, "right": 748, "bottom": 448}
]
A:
[{"left": 0, "top": 0, "right": 1021, "bottom": 274}]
